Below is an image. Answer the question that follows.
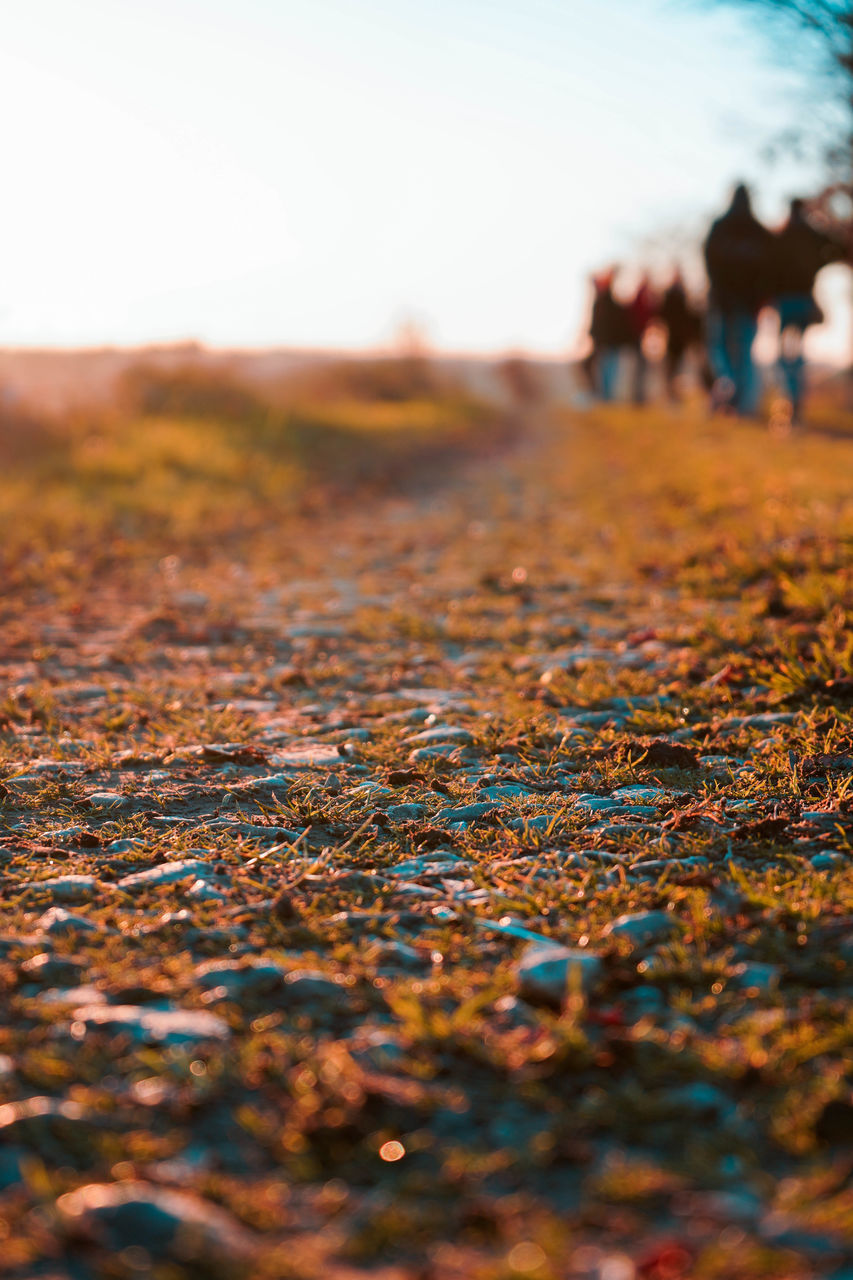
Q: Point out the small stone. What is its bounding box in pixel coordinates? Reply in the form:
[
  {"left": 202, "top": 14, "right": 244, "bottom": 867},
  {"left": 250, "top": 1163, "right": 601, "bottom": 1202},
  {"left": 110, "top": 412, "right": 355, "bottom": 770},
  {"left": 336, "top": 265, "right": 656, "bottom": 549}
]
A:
[
  {"left": 173, "top": 590, "right": 209, "bottom": 608},
  {"left": 193, "top": 741, "right": 264, "bottom": 763},
  {"left": 55, "top": 1181, "right": 255, "bottom": 1268},
  {"left": 213, "top": 820, "right": 302, "bottom": 842},
  {"left": 611, "top": 785, "right": 671, "bottom": 804},
  {"left": 18, "top": 875, "right": 99, "bottom": 902},
  {"left": 392, "top": 881, "right": 442, "bottom": 898},
  {"left": 0, "top": 1095, "right": 94, "bottom": 1140},
  {"left": 282, "top": 971, "right": 345, "bottom": 1007},
  {"left": 404, "top": 726, "right": 473, "bottom": 745},
  {"left": 699, "top": 754, "right": 742, "bottom": 769},
  {"left": 151, "top": 909, "right": 194, "bottom": 931},
  {"left": 117, "top": 860, "right": 209, "bottom": 891},
  {"left": 434, "top": 802, "right": 497, "bottom": 825},
  {"left": 86, "top": 791, "right": 133, "bottom": 811},
  {"left": 479, "top": 784, "right": 536, "bottom": 800},
  {"left": 517, "top": 943, "right": 604, "bottom": 1007},
  {"left": 491, "top": 994, "right": 542, "bottom": 1029},
  {"left": 397, "top": 686, "right": 470, "bottom": 710},
  {"left": 567, "top": 710, "right": 622, "bottom": 728},
  {"left": 326, "top": 909, "right": 424, "bottom": 932},
  {"left": 366, "top": 939, "right": 431, "bottom": 972},
  {"left": 626, "top": 859, "right": 670, "bottom": 875},
  {"left": 408, "top": 745, "right": 460, "bottom": 763},
  {"left": 227, "top": 774, "right": 293, "bottom": 794},
  {"left": 573, "top": 794, "right": 620, "bottom": 812},
  {"left": 286, "top": 623, "right": 344, "bottom": 638},
  {"left": 507, "top": 814, "right": 561, "bottom": 833},
  {"left": 186, "top": 879, "right": 228, "bottom": 902},
  {"left": 811, "top": 852, "right": 843, "bottom": 870},
  {"left": 721, "top": 712, "right": 796, "bottom": 730},
  {"left": 729, "top": 962, "right": 781, "bottom": 992},
  {"left": 46, "top": 826, "right": 87, "bottom": 842},
  {"left": 195, "top": 959, "right": 287, "bottom": 996},
  {"left": 71, "top": 1005, "right": 230, "bottom": 1045},
  {"left": 56, "top": 684, "right": 109, "bottom": 703},
  {"left": 38, "top": 984, "right": 107, "bottom": 1007},
  {"left": 2, "top": 774, "right": 46, "bottom": 796},
  {"left": 0, "top": 932, "right": 43, "bottom": 953},
  {"left": 105, "top": 838, "right": 146, "bottom": 855},
  {"left": 269, "top": 744, "right": 347, "bottom": 768},
  {"left": 347, "top": 783, "right": 393, "bottom": 798},
  {"left": 602, "top": 911, "right": 680, "bottom": 949},
  {"left": 385, "top": 803, "right": 428, "bottom": 822},
  {"left": 20, "top": 953, "right": 86, "bottom": 985},
  {"left": 347, "top": 1027, "right": 406, "bottom": 1069},
  {"left": 37, "top": 908, "right": 102, "bottom": 937}
]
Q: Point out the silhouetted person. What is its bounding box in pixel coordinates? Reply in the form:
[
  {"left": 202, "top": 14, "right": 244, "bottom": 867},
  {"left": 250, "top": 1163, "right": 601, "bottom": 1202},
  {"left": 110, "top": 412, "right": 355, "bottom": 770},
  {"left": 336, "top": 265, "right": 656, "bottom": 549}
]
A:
[
  {"left": 660, "top": 271, "right": 695, "bottom": 401},
  {"left": 704, "top": 183, "right": 774, "bottom": 416},
  {"left": 771, "top": 197, "right": 847, "bottom": 424},
  {"left": 586, "top": 272, "right": 624, "bottom": 401},
  {"left": 626, "top": 276, "right": 656, "bottom": 405}
]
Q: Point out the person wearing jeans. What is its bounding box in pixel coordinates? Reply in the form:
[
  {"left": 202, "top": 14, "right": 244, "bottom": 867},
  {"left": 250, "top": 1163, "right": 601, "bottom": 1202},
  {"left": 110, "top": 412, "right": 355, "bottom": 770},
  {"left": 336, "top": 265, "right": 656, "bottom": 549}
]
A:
[
  {"left": 704, "top": 184, "right": 774, "bottom": 417},
  {"left": 705, "top": 308, "right": 759, "bottom": 416},
  {"left": 771, "top": 198, "right": 846, "bottom": 424},
  {"left": 586, "top": 271, "right": 625, "bottom": 402}
]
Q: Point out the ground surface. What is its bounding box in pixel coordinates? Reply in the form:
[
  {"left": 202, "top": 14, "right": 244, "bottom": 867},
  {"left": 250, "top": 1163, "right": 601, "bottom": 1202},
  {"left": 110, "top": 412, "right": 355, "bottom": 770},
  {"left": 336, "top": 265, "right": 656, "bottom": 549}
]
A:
[{"left": 1, "top": 384, "right": 852, "bottom": 1279}]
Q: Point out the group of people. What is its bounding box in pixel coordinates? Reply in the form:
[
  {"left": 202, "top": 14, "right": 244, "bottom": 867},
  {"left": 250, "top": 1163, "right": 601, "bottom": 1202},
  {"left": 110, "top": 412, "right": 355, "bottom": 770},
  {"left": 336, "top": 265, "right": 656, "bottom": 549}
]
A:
[
  {"left": 584, "top": 183, "right": 848, "bottom": 423},
  {"left": 582, "top": 270, "right": 705, "bottom": 406}
]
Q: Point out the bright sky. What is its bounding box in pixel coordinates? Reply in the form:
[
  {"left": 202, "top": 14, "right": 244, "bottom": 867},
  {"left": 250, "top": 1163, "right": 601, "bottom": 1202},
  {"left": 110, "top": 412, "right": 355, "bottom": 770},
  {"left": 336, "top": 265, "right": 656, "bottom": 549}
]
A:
[{"left": 1, "top": 0, "right": 847, "bottom": 359}]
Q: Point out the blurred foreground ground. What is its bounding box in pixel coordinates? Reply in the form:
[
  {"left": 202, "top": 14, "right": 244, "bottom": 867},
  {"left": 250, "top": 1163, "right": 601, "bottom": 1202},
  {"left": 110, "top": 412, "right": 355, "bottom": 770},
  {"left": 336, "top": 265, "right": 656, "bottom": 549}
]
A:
[{"left": 1, "top": 363, "right": 852, "bottom": 1279}]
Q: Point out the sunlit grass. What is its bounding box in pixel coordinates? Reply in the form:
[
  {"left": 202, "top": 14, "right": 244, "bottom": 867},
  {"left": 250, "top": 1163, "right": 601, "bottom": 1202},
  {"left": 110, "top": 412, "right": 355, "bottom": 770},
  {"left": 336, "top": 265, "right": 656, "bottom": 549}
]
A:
[
  {"left": 0, "top": 360, "right": 499, "bottom": 593},
  {"left": 1, "top": 370, "right": 853, "bottom": 1277}
]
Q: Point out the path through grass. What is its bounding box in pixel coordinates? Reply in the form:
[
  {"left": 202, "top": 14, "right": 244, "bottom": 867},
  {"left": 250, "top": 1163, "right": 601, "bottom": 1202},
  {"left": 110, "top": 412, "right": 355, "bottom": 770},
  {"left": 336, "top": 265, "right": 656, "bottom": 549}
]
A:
[{"left": 1, "top": 386, "right": 852, "bottom": 1279}]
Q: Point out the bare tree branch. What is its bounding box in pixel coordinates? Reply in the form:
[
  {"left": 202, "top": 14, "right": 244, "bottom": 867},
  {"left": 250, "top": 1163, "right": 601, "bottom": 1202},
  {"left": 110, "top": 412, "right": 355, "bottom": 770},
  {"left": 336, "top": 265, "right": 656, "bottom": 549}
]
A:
[{"left": 695, "top": 0, "right": 853, "bottom": 187}]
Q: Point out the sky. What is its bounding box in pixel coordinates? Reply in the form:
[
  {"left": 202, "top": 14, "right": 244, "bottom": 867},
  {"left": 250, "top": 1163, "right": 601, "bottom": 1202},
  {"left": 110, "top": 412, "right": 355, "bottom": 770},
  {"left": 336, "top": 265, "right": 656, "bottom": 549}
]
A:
[{"left": 1, "top": 0, "right": 847, "bottom": 360}]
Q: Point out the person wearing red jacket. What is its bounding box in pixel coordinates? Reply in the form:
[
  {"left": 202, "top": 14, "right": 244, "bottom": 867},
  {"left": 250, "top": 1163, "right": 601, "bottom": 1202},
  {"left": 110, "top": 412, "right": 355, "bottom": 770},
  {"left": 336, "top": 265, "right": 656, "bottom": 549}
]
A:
[{"left": 626, "top": 276, "right": 656, "bottom": 405}]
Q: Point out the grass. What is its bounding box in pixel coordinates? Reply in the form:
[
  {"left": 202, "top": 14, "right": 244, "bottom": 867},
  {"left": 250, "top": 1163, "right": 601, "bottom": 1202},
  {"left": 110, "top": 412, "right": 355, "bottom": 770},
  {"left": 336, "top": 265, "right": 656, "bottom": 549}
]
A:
[
  {"left": 0, "top": 359, "right": 503, "bottom": 596},
  {"left": 0, "top": 367, "right": 852, "bottom": 1278}
]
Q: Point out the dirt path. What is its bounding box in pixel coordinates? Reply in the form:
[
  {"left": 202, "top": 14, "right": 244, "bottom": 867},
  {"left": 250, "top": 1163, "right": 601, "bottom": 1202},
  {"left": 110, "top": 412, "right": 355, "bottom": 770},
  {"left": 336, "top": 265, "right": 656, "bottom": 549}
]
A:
[{"left": 1, "top": 404, "right": 852, "bottom": 1279}]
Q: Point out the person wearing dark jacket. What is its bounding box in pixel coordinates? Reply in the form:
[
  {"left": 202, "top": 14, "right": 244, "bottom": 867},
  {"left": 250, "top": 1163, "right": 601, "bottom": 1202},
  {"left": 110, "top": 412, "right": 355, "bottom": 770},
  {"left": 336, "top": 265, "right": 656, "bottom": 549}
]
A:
[
  {"left": 586, "top": 271, "right": 625, "bottom": 401},
  {"left": 704, "top": 183, "right": 774, "bottom": 415},
  {"left": 772, "top": 197, "right": 847, "bottom": 423},
  {"left": 660, "top": 271, "right": 701, "bottom": 401}
]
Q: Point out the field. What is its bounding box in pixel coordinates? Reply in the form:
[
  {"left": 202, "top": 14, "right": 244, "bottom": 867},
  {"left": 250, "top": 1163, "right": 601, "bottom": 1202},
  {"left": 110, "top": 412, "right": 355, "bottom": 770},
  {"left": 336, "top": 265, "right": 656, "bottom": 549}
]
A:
[{"left": 1, "top": 359, "right": 852, "bottom": 1280}]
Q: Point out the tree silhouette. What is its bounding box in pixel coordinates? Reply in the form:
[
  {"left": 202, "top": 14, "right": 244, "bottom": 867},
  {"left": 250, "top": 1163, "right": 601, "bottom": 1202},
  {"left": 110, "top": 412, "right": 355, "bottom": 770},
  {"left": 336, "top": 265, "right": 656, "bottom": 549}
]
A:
[{"left": 701, "top": 0, "right": 852, "bottom": 195}]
